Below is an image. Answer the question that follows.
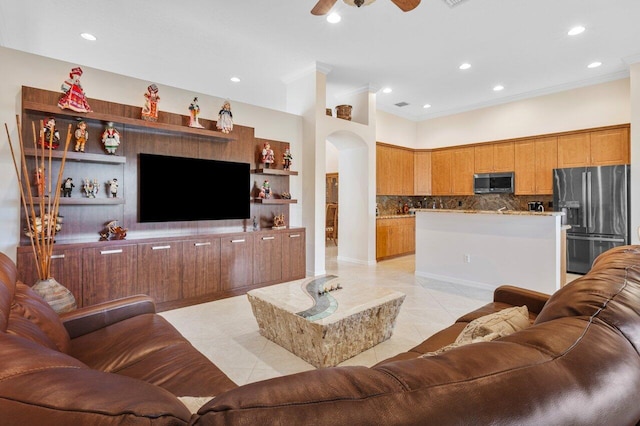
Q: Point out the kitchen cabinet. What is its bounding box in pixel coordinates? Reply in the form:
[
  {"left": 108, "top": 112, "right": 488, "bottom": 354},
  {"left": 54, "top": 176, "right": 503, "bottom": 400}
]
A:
[
  {"left": 431, "top": 150, "right": 452, "bottom": 195},
  {"left": 450, "top": 147, "right": 475, "bottom": 195},
  {"left": 138, "top": 241, "right": 184, "bottom": 304},
  {"left": 376, "top": 143, "right": 414, "bottom": 195},
  {"left": 557, "top": 126, "right": 629, "bottom": 168},
  {"left": 474, "top": 142, "right": 514, "bottom": 173},
  {"left": 376, "top": 217, "right": 415, "bottom": 261},
  {"left": 414, "top": 151, "right": 432, "bottom": 195},
  {"left": 514, "top": 136, "right": 557, "bottom": 195}
]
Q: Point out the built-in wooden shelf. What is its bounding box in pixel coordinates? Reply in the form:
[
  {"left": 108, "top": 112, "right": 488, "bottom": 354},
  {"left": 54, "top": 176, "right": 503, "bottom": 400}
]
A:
[
  {"left": 253, "top": 198, "right": 298, "bottom": 204},
  {"left": 23, "top": 100, "right": 235, "bottom": 143},
  {"left": 23, "top": 148, "right": 127, "bottom": 164},
  {"left": 251, "top": 168, "right": 298, "bottom": 176},
  {"left": 30, "top": 197, "right": 125, "bottom": 205}
]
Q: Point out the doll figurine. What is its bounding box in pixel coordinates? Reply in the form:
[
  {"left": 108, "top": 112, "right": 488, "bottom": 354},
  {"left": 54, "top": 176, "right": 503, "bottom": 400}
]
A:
[
  {"left": 141, "top": 84, "right": 160, "bottom": 121},
  {"left": 261, "top": 143, "right": 275, "bottom": 168},
  {"left": 58, "top": 66, "right": 92, "bottom": 113},
  {"left": 106, "top": 178, "right": 119, "bottom": 198},
  {"left": 216, "top": 100, "right": 233, "bottom": 133},
  {"left": 259, "top": 180, "right": 271, "bottom": 199},
  {"left": 61, "top": 177, "right": 75, "bottom": 197},
  {"left": 40, "top": 117, "right": 60, "bottom": 149},
  {"left": 101, "top": 122, "right": 121, "bottom": 154},
  {"left": 282, "top": 148, "right": 293, "bottom": 170},
  {"left": 74, "top": 120, "right": 88, "bottom": 152},
  {"left": 83, "top": 178, "right": 95, "bottom": 198},
  {"left": 189, "top": 97, "right": 204, "bottom": 128}
]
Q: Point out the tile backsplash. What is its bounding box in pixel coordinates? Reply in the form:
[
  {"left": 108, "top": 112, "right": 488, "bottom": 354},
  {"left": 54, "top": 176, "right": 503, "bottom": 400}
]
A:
[{"left": 376, "top": 194, "right": 553, "bottom": 216}]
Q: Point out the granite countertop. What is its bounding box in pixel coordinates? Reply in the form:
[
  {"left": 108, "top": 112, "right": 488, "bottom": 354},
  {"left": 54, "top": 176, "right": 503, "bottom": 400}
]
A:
[{"left": 411, "top": 208, "right": 564, "bottom": 217}]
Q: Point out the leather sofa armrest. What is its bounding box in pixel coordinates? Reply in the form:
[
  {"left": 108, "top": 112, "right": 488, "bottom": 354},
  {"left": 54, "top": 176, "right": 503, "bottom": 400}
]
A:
[
  {"left": 493, "top": 285, "right": 550, "bottom": 315},
  {"left": 60, "top": 294, "right": 156, "bottom": 339}
]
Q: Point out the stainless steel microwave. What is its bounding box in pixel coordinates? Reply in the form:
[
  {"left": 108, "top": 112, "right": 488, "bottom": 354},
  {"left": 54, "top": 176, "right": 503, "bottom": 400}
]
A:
[{"left": 473, "top": 172, "right": 514, "bottom": 194}]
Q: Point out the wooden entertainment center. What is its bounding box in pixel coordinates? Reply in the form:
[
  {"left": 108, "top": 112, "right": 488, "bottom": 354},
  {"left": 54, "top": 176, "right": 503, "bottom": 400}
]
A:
[{"left": 16, "top": 86, "right": 305, "bottom": 311}]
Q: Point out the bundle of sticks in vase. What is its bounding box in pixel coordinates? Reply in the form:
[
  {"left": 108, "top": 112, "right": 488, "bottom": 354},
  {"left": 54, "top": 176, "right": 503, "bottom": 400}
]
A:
[{"left": 4, "top": 115, "right": 72, "bottom": 281}]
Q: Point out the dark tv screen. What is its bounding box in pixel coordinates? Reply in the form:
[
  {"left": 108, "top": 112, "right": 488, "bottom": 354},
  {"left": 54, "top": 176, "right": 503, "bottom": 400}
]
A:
[{"left": 139, "top": 153, "right": 250, "bottom": 222}]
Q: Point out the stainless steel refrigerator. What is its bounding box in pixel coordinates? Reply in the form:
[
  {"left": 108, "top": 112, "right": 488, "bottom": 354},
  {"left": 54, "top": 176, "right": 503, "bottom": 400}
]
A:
[{"left": 553, "top": 165, "right": 630, "bottom": 274}]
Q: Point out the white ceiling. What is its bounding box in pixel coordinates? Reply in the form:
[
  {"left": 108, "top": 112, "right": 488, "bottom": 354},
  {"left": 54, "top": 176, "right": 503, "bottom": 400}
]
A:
[{"left": 1, "top": 0, "right": 639, "bottom": 121}]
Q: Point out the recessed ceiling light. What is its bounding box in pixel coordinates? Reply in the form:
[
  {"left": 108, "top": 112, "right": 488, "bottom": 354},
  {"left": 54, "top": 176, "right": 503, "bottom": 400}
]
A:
[
  {"left": 327, "top": 12, "right": 341, "bottom": 23},
  {"left": 423, "top": 104, "right": 432, "bottom": 109},
  {"left": 568, "top": 26, "right": 585, "bottom": 36},
  {"left": 459, "top": 63, "right": 471, "bottom": 70},
  {"left": 587, "top": 61, "right": 602, "bottom": 69},
  {"left": 493, "top": 85, "right": 504, "bottom": 92},
  {"left": 80, "top": 33, "right": 96, "bottom": 41},
  {"left": 382, "top": 87, "right": 392, "bottom": 94},
  {"left": 230, "top": 77, "right": 241, "bottom": 82}
]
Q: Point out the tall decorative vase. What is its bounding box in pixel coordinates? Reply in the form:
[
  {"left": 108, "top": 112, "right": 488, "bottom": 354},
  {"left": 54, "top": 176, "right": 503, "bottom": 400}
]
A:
[{"left": 32, "top": 277, "right": 77, "bottom": 314}]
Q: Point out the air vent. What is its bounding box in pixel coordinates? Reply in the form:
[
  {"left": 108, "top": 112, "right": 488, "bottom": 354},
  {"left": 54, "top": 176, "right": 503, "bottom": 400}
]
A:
[
  {"left": 443, "top": 0, "right": 468, "bottom": 7},
  {"left": 394, "top": 102, "right": 409, "bottom": 107}
]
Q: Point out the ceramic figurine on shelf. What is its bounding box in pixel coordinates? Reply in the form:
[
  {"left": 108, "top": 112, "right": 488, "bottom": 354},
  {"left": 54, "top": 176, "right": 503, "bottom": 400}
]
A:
[
  {"left": 40, "top": 117, "right": 60, "bottom": 149},
  {"left": 74, "top": 120, "right": 88, "bottom": 152},
  {"left": 259, "top": 180, "right": 271, "bottom": 199},
  {"left": 34, "top": 167, "right": 46, "bottom": 197},
  {"left": 252, "top": 216, "right": 259, "bottom": 231},
  {"left": 282, "top": 147, "right": 293, "bottom": 170},
  {"left": 216, "top": 100, "right": 233, "bottom": 133},
  {"left": 58, "top": 66, "right": 92, "bottom": 113},
  {"left": 60, "top": 177, "right": 75, "bottom": 197},
  {"left": 188, "top": 97, "right": 204, "bottom": 128},
  {"left": 273, "top": 214, "right": 286, "bottom": 230},
  {"left": 141, "top": 84, "right": 160, "bottom": 121},
  {"left": 92, "top": 179, "right": 99, "bottom": 198},
  {"left": 83, "top": 178, "right": 95, "bottom": 198},
  {"left": 261, "top": 143, "right": 275, "bottom": 168},
  {"left": 101, "top": 122, "right": 121, "bottom": 154},
  {"left": 106, "top": 178, "right": 119, "bottom": 198}
]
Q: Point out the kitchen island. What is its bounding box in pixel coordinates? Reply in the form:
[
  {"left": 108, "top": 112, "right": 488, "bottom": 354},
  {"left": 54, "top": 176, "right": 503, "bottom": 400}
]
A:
[{"left": 413, "top": 209, "right": 566, "bottom": 294}]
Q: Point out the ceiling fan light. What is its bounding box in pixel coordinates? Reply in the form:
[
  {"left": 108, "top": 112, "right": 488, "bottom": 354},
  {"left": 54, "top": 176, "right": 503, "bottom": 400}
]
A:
[{"left": 344, "top": 0, "right": 377, "bottom": 7}]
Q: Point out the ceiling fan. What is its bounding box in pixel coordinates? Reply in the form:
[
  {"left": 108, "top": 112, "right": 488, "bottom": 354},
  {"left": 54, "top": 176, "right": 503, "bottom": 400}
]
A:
[{"left": 311, "top": 0, "right": 421, "bottom": 15}]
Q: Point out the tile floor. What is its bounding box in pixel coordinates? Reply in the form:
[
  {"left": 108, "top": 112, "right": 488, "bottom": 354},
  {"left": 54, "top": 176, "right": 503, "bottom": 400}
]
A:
[{"left": 160, "top": 246, "right": 581, "bottom": 387}]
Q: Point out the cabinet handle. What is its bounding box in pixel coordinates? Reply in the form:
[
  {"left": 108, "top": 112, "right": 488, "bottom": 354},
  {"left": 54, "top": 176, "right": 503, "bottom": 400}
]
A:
[
  {"left": 194, "top": 242, "right": 212, "bottom": 247},
  {"left": 51, "top": 254, "right": 65, "bottom": 259},
  {"left": 100, "top": 249, "right": 123, "bottom": 255},
  {"left": 152, "top": 245, "right": 171, "bottom": 250},
  {"left": 289, "top": 234, "right": 300, "bottom": 238},
  {"left": 231, "top": 239, "right": 245, "bottom": 243},
  {"left": 262, "top": 236, "right": 275, "bottom": 240}
]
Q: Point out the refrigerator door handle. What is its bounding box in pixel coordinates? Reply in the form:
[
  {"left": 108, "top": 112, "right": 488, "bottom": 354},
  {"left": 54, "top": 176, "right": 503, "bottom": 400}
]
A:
[
  {"left": 581, "top": 171, "right": 587, "bottom": 228},
  {"left": 567, "top": 235, "right": 626, "bottom": 243},
  {"left": 586, "top": 170, "right": 592, "bottom": 229}
]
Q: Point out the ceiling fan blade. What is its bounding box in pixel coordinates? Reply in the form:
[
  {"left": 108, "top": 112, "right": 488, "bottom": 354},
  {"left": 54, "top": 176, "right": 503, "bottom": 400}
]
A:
[
  {"left": 311, "top": 0, "right": 338, "bottom": 15},
  {"left": 390, "top": 0, "right": 421, "bottom": 12}
]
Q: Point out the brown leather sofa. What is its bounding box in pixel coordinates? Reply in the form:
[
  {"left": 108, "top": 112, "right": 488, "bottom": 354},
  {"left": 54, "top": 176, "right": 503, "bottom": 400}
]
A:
[
  {"left": 0, "top": 252, "right": 236, "bottom": 425},
  {"left": 192, "top": 245, "right": 640, "bottom": 425}
]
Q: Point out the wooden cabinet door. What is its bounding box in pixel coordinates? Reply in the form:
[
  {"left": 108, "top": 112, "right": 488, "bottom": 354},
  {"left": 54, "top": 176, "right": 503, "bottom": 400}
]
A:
[
  {"left": 17, "top": 247, "right": 83, "bottom": 308},
  {"left": 474, "top": 144, "right": 494, "bottom": 173},
  {"left": 493, "top": 142, "right": 515, "bottom": 172},
  {"left": 282, "top": 230, "right": 305, "bottom": 281},
  {"left": 182, "top": 237, "right": 221, "bottom": 299},
  {"left": 221, "top": 234, "right": 254, "bottom": 291},
  {"left": 535, "top": 136, "right": 558, "bottom": 194},
  {"left": 138, "top": 241, "right": 183, "bottom": 304},
  {"left": 253, "top": 233, "right": 282, "bottom": 285},
  {"left": 414, "top": 151, "right": 432, "bottom": 195},
  {"left": 451, "top": 147, "right": 474, "bottom": 195},
  {"left": 82, "top": 244, "right": 139, "bottom": 306},
  {"left": 590, "top": 127, "right": 629, "bottom": 165},
  {"left": 431, "top": 150, "right": 452, "bottom": 195},
  {"left": 399, "top": 148, "right": 415, "bottom": 195},
  {"left": 514, "top": 140, "right": 536, "bottom": 195},
  {"left": 376, "top": 220, "right": 391, "bottom": 259},
  {"left": 558, "top": 133, "right": 590, "bottom": 168},
  {"left": 376, "top": 144, "right": 394, "bottom": 195}
]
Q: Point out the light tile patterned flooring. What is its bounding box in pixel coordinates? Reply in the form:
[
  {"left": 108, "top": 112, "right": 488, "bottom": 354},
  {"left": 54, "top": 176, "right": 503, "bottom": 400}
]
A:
[{"left": 160, "top": 247, "right": 581, "bottom": 386}]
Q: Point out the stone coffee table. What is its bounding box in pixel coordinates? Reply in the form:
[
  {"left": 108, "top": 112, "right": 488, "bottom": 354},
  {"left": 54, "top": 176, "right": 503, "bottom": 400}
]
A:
[{"left": 247, "top": 275, "right": 405, "bottom": 368}]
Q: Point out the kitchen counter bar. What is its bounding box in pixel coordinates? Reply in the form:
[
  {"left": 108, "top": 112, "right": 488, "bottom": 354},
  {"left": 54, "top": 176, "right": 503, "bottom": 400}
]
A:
[{"left": 413, "top": 209, "right": 565, "bottom": 294}]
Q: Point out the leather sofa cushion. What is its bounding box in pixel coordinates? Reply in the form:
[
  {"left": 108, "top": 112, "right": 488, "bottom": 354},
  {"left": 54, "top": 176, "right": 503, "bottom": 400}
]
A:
[
  {"left": 0, "top": 253, "right": 17, "bottom": 332},
  {"left": 7, "top": 282, "right": 71, "bottom": 353}
]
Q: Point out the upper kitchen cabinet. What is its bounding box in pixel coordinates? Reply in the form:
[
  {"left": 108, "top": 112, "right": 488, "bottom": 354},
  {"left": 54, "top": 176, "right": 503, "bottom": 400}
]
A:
[
  {"left": 431, "top": 147, "right": 474, "bottom": 196},
  {"left": 376, "top": 143, "right": 414, "bottom": 195},
  {"left": 514, "top": 136, "right": 557, "bottom": 195},
  {"left": 474, "top": 142, "right": 514, "bottom": 173},
  {"left": 414, "top": 151, "right": 432, "bottom": 195},
  {"left": 557, "top": 125, "right": 629, "bottom": 168}
]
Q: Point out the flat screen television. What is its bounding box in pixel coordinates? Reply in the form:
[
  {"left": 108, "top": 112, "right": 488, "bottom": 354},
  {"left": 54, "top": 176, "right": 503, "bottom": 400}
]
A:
[{"left": 139, "top": 153, "right": 250, "bottom": 222}]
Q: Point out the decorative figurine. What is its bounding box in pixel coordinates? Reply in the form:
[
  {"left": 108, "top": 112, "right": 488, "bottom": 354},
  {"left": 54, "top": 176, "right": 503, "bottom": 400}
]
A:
[
  {"left": 252, "top": 216, "right": 259, "bottom": 231},
  {"left": 282, "top": 147, "right": 293, "bottom": 170},
  {"left": 216, "top": 100, "right": 233, "bottom": 133},
  {"left": 58, "top": 66, "right": 92, "bottom": 113},
  {"left": 259, "top": 180, "right": 271, "bottom": 199},
  {"left": 261, "top": 143, "right": 274, "bottom": 168},
  {"left": 106, "top": 178, "right": 119, "bottom": 198},
  {"left": 83, "top": 178, "right": 96, "bottom": 198},
  {"left": 188, "top": 97, "right": 204, "bottom": 128},
  {"left": 34, "top": 167, "right": 46, "bottom": 197},
  {"left": 281, "top": 192, "right": 291, "bottom": 199},
  {"left": 273, "top": 214, "right": 286, "bottom": 230},
  {"left": 101, "top": 122, "right": 121, "bottom": 154},
  {"left": 74, "top": 120, "right": 88, "bottom": 152},
  {"left": 61, "top": 177, "right": 75, "bottom": 197},
  {"left": 141, "top": 84, "right": 160, "bottom": 121},
  {"left": 100, "top": 220, "right": 127, "bottom": 241},
  {"left": 40, "top": 117, "right": 60, "bottom": 149}
]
